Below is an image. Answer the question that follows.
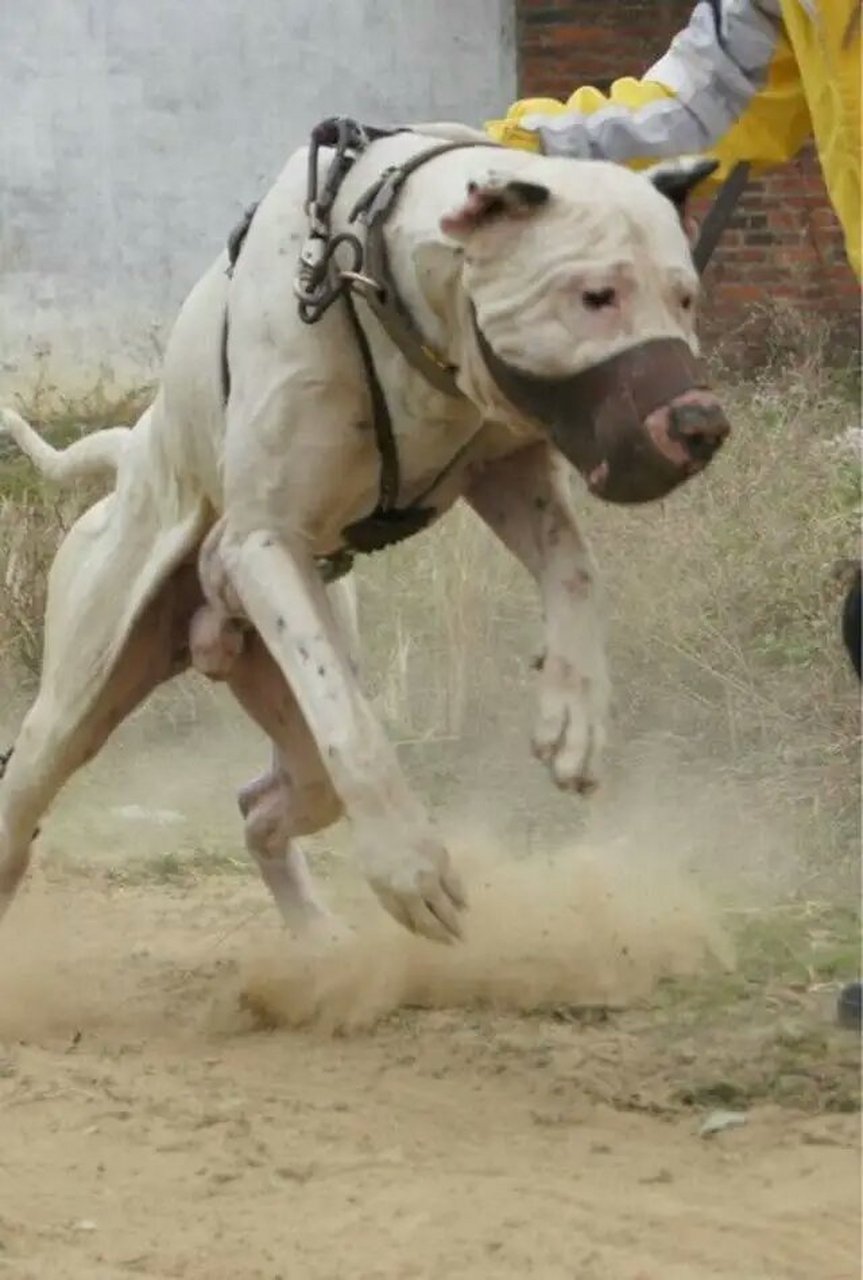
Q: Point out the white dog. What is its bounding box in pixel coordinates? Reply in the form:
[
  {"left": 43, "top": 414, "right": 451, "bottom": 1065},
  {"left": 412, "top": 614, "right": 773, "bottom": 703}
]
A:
[{"left": 0, "top": 122, "right": 729, "bottom": 944}]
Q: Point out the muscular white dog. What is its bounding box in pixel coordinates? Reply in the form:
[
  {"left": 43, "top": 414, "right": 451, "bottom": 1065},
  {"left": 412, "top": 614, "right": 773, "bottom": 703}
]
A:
[{"left": 0, "top": 124, "right": 730, "bottom": 944}]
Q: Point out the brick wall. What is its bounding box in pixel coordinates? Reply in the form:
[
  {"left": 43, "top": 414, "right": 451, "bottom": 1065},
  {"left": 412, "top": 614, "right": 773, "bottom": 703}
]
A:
[{"left": 517, "top": 0, "right": 860, "bottom": 362}]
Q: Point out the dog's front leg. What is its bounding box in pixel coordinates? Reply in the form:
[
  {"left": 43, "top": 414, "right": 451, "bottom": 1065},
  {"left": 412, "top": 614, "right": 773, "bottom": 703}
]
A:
[
  {"left": 465, "top": 441, "right": 609, "bottom": 793},
  {"left": 219, "top": 528, "right": 466, "bottom": 943}
]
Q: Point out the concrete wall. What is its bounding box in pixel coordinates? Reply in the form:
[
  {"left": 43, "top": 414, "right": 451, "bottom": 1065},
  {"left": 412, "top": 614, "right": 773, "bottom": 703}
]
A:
[{"left": 0, "top": 0, "right": 515, "bottom": 401}]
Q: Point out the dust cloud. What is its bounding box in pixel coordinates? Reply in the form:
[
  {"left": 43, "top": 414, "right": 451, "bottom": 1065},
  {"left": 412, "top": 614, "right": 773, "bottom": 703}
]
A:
[
  {"left": 0, "top": 678, "right": 822, "bottom": 1046},
  {"left": 237, "top": 821, "right": 734, "bottom": 1037}
]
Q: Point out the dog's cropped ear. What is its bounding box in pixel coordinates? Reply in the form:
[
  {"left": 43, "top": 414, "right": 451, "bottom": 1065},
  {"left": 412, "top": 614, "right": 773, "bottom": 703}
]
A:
[
  {"left": 644, "top": 156, "right": 719, "bottom": 219},
  {"left": 441, "top": 176, "right": 551, "bottom": 240}
]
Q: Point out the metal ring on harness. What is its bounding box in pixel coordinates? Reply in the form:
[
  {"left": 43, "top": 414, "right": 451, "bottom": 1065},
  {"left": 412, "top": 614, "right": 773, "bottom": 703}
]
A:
[{"left": 295, "top": 231, "right": 369, "bottom": 324}]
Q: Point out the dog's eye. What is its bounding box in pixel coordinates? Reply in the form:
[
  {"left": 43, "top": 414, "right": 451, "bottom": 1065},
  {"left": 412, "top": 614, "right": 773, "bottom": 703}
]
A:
[
  {"left": 582, "top": 288, "right": 617, "bottom": 311},
  {"left": 680, "top": 294, "right": 693, "bottom": 311}
]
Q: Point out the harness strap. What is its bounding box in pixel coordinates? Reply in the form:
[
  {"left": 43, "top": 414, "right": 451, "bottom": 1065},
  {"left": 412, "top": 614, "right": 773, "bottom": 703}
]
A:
[
  {"left": 219, "top": 311, "right": 232, "bottom": 403},
  {"left": 337, "top": 286, "right": 441, "bottom": 554},
  {"left": 221, "top": 200, "right": 262, "bottom": 403},
  {"left": 332, "top": 139, "right": 505, "bottom": 553},
  {"left": 341, "top": 289, "right": 401, "bottom": 512},
  {"left": 352, "top": 140, "right": 496, "bottom": 397}
]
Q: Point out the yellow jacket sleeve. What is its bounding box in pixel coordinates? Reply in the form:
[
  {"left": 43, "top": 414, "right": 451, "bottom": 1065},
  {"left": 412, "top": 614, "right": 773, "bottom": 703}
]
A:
[{"left": 486, "top": 0, "right": 812, "bottom": 191}]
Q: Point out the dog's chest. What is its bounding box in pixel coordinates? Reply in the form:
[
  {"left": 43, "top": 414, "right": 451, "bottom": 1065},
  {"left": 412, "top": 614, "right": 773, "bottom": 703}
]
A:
[
  {"left": 351, "top": 331, "right": 481, "bottom": 500},
  {"left": 300, "top": 383, "right": 481, "bottom": 557}
]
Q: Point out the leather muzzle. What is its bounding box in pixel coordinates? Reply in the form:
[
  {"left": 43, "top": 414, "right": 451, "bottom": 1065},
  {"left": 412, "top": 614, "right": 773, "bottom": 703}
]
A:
[{"left": 474, "top": 325, "right": 731, "bottom": 504}]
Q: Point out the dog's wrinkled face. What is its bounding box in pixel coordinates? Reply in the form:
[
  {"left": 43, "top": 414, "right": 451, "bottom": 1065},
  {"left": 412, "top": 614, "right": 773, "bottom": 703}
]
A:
[{"left": 441, "top": 156, "right": 731, "bottom": 504}]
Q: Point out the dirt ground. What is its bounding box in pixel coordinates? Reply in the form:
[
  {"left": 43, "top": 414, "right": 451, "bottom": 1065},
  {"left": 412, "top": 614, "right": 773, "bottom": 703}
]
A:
[{"left": 0, "top": 815, "right": 859, "bottom": 1280}]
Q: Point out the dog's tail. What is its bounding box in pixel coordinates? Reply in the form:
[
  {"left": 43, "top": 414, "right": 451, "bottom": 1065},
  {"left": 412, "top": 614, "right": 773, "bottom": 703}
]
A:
[{"left": 0, "top": 407, "right": 130, "bottom": 483}]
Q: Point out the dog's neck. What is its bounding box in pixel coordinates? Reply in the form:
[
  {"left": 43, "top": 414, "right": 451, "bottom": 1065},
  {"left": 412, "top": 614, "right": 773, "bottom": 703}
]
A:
[{"left": 336, "top": 133, "right": 506, "bottom": 388}]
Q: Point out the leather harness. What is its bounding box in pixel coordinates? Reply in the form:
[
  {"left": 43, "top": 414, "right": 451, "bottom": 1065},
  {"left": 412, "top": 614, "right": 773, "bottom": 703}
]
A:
[{"left": 220, "top": 117, "right": 749, "bottom": 577}]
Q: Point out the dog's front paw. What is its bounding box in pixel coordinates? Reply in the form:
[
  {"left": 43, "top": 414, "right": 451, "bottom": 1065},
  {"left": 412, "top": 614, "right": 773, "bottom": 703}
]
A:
[
  {"left": 532, "top": 653, "right": 609, "bottom": 793},
  {"left": 363, "top": 835, "right": 467, "bottom": 944}
]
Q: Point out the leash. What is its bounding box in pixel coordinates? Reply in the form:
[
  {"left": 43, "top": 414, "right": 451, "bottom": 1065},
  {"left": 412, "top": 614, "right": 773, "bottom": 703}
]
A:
[{"left": 692, "top": 160, "right": 751, "bottom": 276}]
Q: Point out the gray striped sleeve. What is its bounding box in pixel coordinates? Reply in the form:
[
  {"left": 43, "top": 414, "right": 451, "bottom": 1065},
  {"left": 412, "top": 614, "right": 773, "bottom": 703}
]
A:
[{"left": 520, "top": 0, "right": 783, "bottom": 162}]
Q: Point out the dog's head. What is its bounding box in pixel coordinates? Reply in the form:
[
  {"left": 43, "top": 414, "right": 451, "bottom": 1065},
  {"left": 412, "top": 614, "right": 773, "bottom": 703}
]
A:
[{"left": 441, "top": 155, "right": 730, "bottom": 504}]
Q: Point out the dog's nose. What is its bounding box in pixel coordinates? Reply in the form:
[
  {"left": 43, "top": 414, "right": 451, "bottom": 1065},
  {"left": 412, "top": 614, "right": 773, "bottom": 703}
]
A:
[
  {"left": 668, "top": 397, "right": 730, "bottom": 463},
  {"left": 644, "top": 390, "right": 730, "bottom": 473}
]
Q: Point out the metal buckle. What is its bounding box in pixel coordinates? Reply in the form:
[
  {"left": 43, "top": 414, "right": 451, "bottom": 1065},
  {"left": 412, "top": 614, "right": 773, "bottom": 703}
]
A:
[{"left": 340, "top": 269, "right": 382, "bottom": 296}]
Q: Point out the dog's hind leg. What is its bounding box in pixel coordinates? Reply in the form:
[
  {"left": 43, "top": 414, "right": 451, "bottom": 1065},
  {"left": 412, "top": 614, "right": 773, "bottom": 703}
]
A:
[
  {"left": 230, "top": 575, "right": 359, "bottom": 934},
  {"left": 0, "top": 554, "right": 199, "bottom": 919},
  {"left": 190, "top": 560, "right": 357, "bottom": 935},
  {"left": 229, "top": 582, "right": 357, "bottom": 934},
  {"left": 237, "top": 745, "right": 343, "bottom": 935}
]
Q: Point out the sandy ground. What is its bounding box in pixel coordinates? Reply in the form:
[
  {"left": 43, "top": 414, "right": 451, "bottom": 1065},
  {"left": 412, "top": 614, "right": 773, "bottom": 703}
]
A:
[
  {"left": 0, "top": 825, "right": 859, "bottom": 1280},
  {"left": 0, "top": 686, "right": 858, "bottom": 1279}
]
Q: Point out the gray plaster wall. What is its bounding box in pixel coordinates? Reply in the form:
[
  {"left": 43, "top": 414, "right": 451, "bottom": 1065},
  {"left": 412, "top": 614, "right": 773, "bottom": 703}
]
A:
[{"left": 0, "top": 0, "right": 515, "bottom": 402}]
